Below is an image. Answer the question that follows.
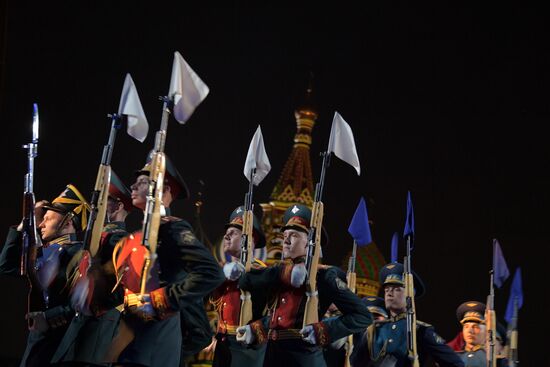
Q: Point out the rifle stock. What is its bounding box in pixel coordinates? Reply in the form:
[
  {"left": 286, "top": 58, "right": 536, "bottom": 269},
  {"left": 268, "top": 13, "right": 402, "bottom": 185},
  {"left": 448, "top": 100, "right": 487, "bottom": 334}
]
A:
[
  {"left": 506, "top": 299, "right": 519, "bottom": 366},
  {"left": 404, "top": 254, "right": 419, "bottom": 367},
  {"left": 485, "top": 292, "right": 497, "bottom": 367},
  {"left": 86, "top": 164, "right": 111, "bottom": 256},
  {"left": 344, "top": 265, "right": 356, "bottom": 367},
  {"left": 140, "top": 151, "right": 165, "bottom": 295},
  {"left": 508, "top": 329, "right": 518, "bottom": 366},
  {"left": 302, "top": 200, "right": 324, "bottom": 328},
  {"left": 485, "top": 271, "right": 498, "bottom": 367},
  {"left": 83, "top": 115, "right": 123, "bottom": 256},
  {"left": 238, "top": 209, "right": 254, "bottom": 326}
]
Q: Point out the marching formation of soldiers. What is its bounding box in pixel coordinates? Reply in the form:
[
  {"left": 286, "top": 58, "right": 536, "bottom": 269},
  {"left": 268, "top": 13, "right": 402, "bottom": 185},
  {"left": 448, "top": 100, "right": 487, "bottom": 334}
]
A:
[{"left": 0, "top": 53, "right": 520, "bottom": 367}]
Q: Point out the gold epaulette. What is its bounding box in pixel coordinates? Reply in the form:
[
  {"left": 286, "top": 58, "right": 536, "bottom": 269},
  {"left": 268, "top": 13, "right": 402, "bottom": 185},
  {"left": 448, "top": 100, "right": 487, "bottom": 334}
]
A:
[
  {"left": 252, "top": 258, "right": 267, "bottom": 268},
  {"left": 417, "top": 320, "right": 432, "bottom": 327}
]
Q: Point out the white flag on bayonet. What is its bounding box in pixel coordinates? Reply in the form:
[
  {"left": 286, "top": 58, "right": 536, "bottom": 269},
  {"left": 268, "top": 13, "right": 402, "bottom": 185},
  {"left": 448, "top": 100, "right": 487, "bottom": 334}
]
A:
[
  {"left": 118, "top": 73, "right": 149, "bottom": 142},
  {"left": 169, "top": 51, "right": 210, "bottom": 124},
  {"left": 327, "top": 111, "right": 361, "bottom": 175},
  {"left": 244, "top": 125, "right": 271, "bottom": 185}
]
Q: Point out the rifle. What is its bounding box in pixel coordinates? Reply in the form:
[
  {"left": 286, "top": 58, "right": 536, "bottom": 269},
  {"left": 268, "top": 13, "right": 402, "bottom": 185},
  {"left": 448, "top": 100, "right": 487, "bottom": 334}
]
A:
[
  {"left": 404, "top": 235, "right": 419, "bottom": 367},
  {"left": 139, "top": 97, "right": 170, "bottom": 296},
  {"left": 302, "top": 151, "right": 330, "bottom": 327},
  {"left": 344, "top": 241, "right": 357, "bottom": 367},
  {"left": 21, "top": 104, "right": 40, "bottom": 276},
  {"left": 506, "top": 298, "right": 519, "bottom": 366},
  {"left": 82, "top": 115, "right": 123, "bottom": 256},
  {"left": 20, "top": 104, "right": 44, "bottom": 315},
  {"left": 238, "top": 168, "right": 255, "bottom": 327},
  {"left": 486, "top": 271, "right": 498, "bottom": 367}
]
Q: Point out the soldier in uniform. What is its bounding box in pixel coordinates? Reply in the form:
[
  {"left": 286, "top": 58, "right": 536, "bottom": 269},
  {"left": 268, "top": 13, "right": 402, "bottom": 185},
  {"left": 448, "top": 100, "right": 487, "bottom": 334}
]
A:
[
  {"left": 452, "top": 301, "right": 487, "bottom": 367},
  {"left": 237, "top": 204, "right": 372, "bottom": 367},
  {"left": 210, "top": 206, "right": 268, "bottom": 367},
  {"left": 448, "top": 302, "right": 509, "bottom": 367},
  {"left": 0, "top": 184, "right": 90, "bottom": 367},
  {"left": 52, "top": 172, "right": 133, "bottom": 366},
  {"left": 110, "top": 154, "right": 224, "bottom": 367},
  {"left": 324, "top": 296, "right": 390, "bottom": 366},
  {"left": 350, "top": 262, "right": 464, "bottom": 367}
]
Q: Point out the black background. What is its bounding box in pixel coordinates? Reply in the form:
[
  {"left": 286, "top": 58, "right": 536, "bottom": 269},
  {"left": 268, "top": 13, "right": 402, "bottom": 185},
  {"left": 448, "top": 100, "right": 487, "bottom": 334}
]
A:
[{"left": 0, "top": 2, "right": 548, "bottom": 366}]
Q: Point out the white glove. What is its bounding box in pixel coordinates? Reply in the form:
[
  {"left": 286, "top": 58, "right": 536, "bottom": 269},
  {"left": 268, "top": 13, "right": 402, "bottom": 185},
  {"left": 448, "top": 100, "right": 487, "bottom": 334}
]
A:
[
  {"left": 236, "top": 325, "right": 255, "bottom": 344},
  {"left": 290, "top": 263, "right": 307, "bottom": 288},
  {"left": 330, "top": 336, "right": 347, "bottom": 350},
  {"left": 300, "top": 324, "right": 317, "bottom": 345},
  {"left": 223, "top": 261, "right": 245, "bottom": 281}
]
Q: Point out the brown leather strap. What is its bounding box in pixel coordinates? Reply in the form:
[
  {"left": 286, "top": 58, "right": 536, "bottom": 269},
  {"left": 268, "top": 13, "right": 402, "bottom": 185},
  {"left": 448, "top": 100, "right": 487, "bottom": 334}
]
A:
[{"left": 267, "top": 328, "right": 303, "bottom": 341}]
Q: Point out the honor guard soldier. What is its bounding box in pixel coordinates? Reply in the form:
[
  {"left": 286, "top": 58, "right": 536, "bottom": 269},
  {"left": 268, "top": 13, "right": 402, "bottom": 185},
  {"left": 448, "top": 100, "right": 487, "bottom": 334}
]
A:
[
  {"left": 211, "top": 206, "right": 268, "bottom": 367},
  {"left": 237, "top": 204, "right": 372, "bottom": 367},
  {"left": 453, "top": 301, "right": 488, "bottom": 367},
  {"left": 52, "top": 172, "right": 133, "bottom": 366},
  {"left": 110, "top": 154, "right": 224, "bottom": 367},
  {"left": 1, "top": 184, "right": 90, "bottom": 367},
  {"left": 351, "top": 262, "right": 464, "bottom": 367}
]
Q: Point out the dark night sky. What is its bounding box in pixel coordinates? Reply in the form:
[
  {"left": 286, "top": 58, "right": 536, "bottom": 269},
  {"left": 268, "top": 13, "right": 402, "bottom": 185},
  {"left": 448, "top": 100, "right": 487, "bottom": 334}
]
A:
[{"left": 1, "top": 3, "right": 548, "bottom": 365}]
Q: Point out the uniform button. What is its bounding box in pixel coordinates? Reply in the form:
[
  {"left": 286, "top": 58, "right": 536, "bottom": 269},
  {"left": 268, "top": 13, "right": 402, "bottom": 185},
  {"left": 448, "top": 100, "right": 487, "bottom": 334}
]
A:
[
  {"left": 277, "top": 316, "right": 282, "bottom": 321},
  {"left": 223, "top": 302, "right": 226, "bottom": 306},
  {"left": 389, "top": 338, "right": 393, "bottom": 343},
  {"left": 132, "top": 247, "right": 137, "bottom": 252},
  {"left": 281, "top": 298, "right": 286, "bottom": 304},
  {"left": 468, "top": 354, "right": 474, "bottom": 358},
  {"left": 391, "top": 324, "right": 396, "bottom": 330}
]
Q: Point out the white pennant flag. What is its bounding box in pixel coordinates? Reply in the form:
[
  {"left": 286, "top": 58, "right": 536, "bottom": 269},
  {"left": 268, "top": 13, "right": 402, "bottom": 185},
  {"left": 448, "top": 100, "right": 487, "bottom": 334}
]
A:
[
  {"left": 118, "top": 73, "right": 149, "bottom": 142},
  {"left": 244, "top": 125, "right": 271, "bottom": 185},
  {"left": 327, "top": 111, "right": 361, "bottom": 175},
  {"left": 168, "top": 51, "right": 210, "bottom": 124}
]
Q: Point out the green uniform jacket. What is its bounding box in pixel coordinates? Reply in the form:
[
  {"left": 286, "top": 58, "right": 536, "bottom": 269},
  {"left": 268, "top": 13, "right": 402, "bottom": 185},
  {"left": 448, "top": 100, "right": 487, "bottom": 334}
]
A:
[
  {"left": 239, "top": 262, "right": 372, "bottom": 367},
  {"left": 52, "top": 222, "right": 127, "bottom": 366},
  {"left": 117, "top": 218, "right": 224, "bottom": 367}
]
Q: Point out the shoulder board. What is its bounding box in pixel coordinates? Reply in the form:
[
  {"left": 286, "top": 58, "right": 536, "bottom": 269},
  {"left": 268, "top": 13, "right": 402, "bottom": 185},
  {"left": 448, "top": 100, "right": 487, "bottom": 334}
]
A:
[
  {"left": 161, "top": 216, "right": 182, "bottom": 223},
  {"left": 103, "top": 223, "right": 120, "bottom": 232},
  {"left": 416, "top": 320, "right": 432, "bottom": 328},
  {"left": 252, "top": 258, "right": 267, "bottom": 268}
]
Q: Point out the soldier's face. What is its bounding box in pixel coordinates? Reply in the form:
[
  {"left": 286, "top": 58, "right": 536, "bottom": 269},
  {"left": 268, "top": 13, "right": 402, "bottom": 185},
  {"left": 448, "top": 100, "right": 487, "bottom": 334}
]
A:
[
  {"left": 282, "top": 229, "right": 308, "bottom": 259},
  {"left": 130, "top": 175, "right": 149, "bottom": 210},
  {"left": 223, "top": 226, "right": 242, "bottom": 258},
  {"left": 106, "top": 197, "right": 119, "bottom": 220},
  {"left": 38, "top": 210, "right": 64, "bottom": 242},
  {"left": 462, "top": 322, "right": 486, "bottom": 347},
  {"left": 384, "top": 285, "right": 406, "bottom": 314}
]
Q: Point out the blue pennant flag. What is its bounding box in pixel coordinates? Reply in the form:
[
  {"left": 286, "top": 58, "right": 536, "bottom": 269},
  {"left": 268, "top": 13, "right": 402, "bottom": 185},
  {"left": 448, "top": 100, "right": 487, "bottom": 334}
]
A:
[
  {"left": 403, "top": 191, "right": 415, "bottom": 239},
  {"left": 504, "top": 267, "right": 523, "bottom": 323},
  {"left": 390, "top": 232, "right": 399, "bottom": 263},
  {"left": 493, "top": 239, "right": 510, "bottom": 288},
  {"left": 347, "top": 197, "right": 372, "bottom": 246}
]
